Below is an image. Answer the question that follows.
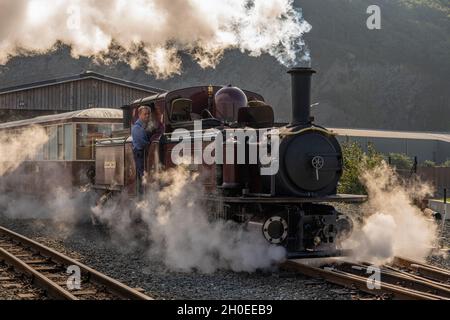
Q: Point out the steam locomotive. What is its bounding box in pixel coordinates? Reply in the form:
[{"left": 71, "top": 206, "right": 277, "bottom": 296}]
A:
[{"left": 93, "top": 68, "right": 366, "bottom": 258}]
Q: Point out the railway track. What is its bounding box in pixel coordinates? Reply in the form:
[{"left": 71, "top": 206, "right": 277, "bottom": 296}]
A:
[
  {"left": 0, "top": 260, "right": 47, "bottom": 299},
  {"left": 282, "top": 256, "right": 450, "bottom": 300},
  {"left": 0, "top": 226, "right": 153, "bottom": 300}
]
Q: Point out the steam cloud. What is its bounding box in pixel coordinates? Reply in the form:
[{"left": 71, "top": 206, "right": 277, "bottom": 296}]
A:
[
  {"left": 0, "top": 126, "right": 94, "bottom": 231},
  {"left": 0, "top": 126, "right": 285, "bottom": 273},
  {"left": 343, "top": 162, "right": 439, "bottom": 265},
  {"left": 0, "top": 126, "right": 48, "bottom": 176},
  {"left": 0, "top": 132, "right": 443, "bottom": 272},
  {"left": 0, "top": 128, "right": 442, "bottom": 272},
  {"left": 0, "top": 0, "right": 311, "bottom": 79},
  {"left": 92, "top": 168, "right": 286, "bottom": 273}
]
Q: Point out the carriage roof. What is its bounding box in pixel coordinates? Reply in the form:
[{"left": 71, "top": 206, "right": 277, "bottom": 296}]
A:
[{"left": 0, "top": 108, "right": 123, "bottom": 130}]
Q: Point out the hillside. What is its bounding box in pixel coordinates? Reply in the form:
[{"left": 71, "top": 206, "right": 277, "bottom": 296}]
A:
[{"left": 0, "top": 0, "right": 448, "bottom": 131}]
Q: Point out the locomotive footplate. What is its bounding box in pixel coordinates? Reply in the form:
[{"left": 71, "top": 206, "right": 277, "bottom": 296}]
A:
[
  {"left": 204, "top": 194, "right": 367, "bottom": 204},
  {"left": 286, "top": 249, "right": 353, "bottom": 259}
]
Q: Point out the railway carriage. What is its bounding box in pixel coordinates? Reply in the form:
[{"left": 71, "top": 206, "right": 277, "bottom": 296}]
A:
[{"left": 0, "top": 109, "right": 123, "bottom": 194}]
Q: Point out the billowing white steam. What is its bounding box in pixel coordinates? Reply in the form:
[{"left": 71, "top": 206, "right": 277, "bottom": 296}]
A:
[
  {"left": 0, "top": 125, "right": 96, "bottom": 226},
  {"left": 0, "top": 0, "right": 311, "bottom": 78},
  {"left": 92, "top": 167, "right": 286, "bottom": 273},
  {"left": 0, "top": 126, "right": 48, "bottom": 176},
  {"left": 0, "top": 187, "right": 93, "bottom": 224},
  {"left": 0, "top": 124, "right": 284, "bottom": 273},
  {"left": 0, "top": 126, "right": 94, "bottom": 232},
  {"left": 343, "top": 162, "right": 439, "bottom": 265}
]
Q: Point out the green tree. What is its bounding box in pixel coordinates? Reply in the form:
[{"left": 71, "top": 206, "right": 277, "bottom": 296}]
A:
[
  {"left": 388, "top": 153, "right": 414, "bottom": 170},
  {"left": 338, "top": 142, "right": 385, "bottom": 195}
]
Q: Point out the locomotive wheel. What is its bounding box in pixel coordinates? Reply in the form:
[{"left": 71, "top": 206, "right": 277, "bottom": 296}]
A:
[{"left": 262, "top": 216, "right": 288, "bottom": 244}]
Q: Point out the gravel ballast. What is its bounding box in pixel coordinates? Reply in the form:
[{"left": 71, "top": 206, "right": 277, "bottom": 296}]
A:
[
  {"left": 1, "top": 203, "right": 449, "bottom": 300},
  {"left": 0, "top": 215, "right": 360, "bottom": 300}
]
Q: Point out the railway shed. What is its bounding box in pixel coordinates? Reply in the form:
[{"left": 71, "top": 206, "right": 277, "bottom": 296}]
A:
[{"left": 0, "top": 71, "right": 165, "bottom": 123}]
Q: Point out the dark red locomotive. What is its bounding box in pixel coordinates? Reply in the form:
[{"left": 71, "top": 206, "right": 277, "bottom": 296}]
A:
[{"left": 94, "top": 68, "right": 366, "bottom": 258}]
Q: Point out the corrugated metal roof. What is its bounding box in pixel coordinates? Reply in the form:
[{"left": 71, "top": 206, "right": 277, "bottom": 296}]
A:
[
  {"left": 0, "top": 108, "right": 122, "bottom": 130},
  {"left": 0, "top": 71, "right": 167, "bottom": 95},
  {"left": 331, "top": 128, "right": 450, "bottom": 143}
]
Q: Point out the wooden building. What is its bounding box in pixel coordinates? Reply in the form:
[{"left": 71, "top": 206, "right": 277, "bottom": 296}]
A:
[{"left": 0, "top": 71, "right": 166, "bottom": 123}]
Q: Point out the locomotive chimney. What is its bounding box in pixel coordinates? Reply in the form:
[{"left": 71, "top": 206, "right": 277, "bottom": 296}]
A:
[{"left": 288, "top": 67, "right": 316, "bottom": 126}]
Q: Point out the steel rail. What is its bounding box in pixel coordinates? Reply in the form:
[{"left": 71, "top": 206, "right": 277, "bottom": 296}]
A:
[
  {"left": 0, "top": 226, "right": 152, "bottom": 300},
  {"left": 0, "top": 247, "right": 77, "bottom": 300},
  {"left": 282, "top": 259, "right": 449, "bottom": 300},
  {"left": 383, "top": 265, "right": 450, "bottom": 290},
  {"left": 392, "top": 256, "right": 450, "bottom": 284},
  {"left": 338, "top": 261, "right": 450, "bottom": 298}
]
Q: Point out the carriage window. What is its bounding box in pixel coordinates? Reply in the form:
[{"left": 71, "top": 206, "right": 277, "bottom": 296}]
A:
[
  {"left": 64, "top": 124, "right": 73, "bottom": 161},
  {"left": 46, "top": 126, "right": 58, "bottom": 161},
  {"left": 36, "top": 137, "right": 44, "bottom": 161},
  {"left": 43, "top": 129, "right": 49, "bottom": 160},
  {"left": 112, "top": 124, "right": 123, "bottom": 132},
  {"left": 95, "top": 124, "right": 113, "bottom": 137},
  {"left": 57, "top": 125, "right": 64, "bottom": 160},
  {"left": 76, "top": 123, "right": 121, "bottom": 160},
  {"left": 40, "top": 125, "right": 72, "bottom": 161},
  {"left": 76, "top": 124, "right": 91, "bottom": 160}
]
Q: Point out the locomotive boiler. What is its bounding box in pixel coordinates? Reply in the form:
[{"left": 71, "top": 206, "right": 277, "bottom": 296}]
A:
[{"left": 94, "top": 67, "right": 366, "bottom": 258}]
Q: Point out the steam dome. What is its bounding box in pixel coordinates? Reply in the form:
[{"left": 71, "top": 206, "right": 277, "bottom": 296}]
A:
[{"left": 214, "top": 86, "right": 248, "bottom": 122}]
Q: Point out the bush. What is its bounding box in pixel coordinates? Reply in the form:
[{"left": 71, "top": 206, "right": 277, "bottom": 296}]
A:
[
  {"left": 441, "top": 159, "right": 450, "bottom": 167},
  {"left": 421, "top": 160, "right": 437, "bottom": 167},
  {"left": 388, "top": 153, "right": 414, "bottom": 170},
  {"left": 338, "top": 142, "right": 385, "bottom": 195}
]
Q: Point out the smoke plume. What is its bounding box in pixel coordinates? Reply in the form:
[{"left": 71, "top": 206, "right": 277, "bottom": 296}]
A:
[
  {"left": 343, "top": 162, "right": 439, "bottom": 265},
  {"left": 0, "top": 0, "right": 311, "bottom": 79},
  {"left": 92, "top": 167, "right": 286, "bottom": 273}
]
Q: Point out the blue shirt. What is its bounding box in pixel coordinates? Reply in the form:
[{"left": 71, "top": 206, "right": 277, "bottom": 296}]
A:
[{"left": 131, "top": 119, "right": 150, "bottom": 151}]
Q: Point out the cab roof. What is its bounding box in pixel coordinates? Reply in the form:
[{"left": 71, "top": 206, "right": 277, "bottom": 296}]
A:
[{"left": 130, "top": 86, "right": 264, "bottom": 106}]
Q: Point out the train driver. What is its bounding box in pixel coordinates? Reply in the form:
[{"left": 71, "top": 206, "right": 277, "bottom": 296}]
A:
[{"left": 132, "top": 106, "right": 152, "bottom": 194}]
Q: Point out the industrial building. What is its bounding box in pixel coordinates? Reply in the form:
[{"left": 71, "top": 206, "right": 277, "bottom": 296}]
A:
[
  {"left": 0, "top": 71, "right": 165, "bottom": 123},
  {"left": 332, "top": 128, "right": 450, "bottom": 164}
]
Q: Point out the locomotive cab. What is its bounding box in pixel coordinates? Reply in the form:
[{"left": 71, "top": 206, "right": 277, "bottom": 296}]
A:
[{"left": 95, "top": 86, "right": 266, "bottom": 196}]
